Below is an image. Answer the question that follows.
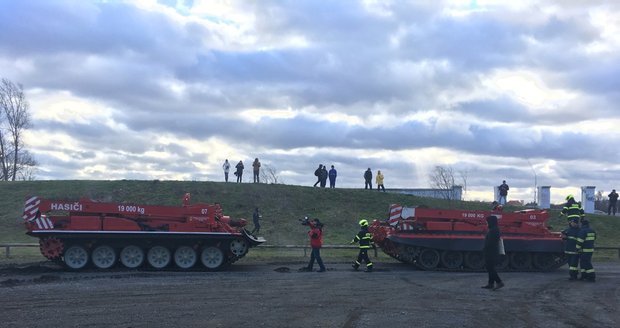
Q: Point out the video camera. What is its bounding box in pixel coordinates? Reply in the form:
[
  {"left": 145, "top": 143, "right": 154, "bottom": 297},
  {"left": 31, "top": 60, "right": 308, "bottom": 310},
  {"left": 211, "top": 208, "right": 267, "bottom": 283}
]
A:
[{"left": 299, "top": 216, "right": 310, "bottom": 226}]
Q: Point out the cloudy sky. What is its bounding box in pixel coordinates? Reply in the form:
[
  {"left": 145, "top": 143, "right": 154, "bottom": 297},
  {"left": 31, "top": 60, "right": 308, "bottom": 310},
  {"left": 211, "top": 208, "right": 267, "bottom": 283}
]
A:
[{"left": 1, "top": 0, "right": 619, "bottom": 204}]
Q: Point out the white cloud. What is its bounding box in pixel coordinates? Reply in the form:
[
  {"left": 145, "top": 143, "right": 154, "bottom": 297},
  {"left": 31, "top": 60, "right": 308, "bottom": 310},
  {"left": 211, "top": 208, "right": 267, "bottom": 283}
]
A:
[{"left": 2, "top": 0, "right": 620, "bottom": 205}]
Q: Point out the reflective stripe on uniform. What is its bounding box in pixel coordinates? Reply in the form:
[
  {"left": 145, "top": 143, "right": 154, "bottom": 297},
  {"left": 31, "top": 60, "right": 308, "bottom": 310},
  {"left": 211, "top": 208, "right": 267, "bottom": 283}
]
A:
[
  {"left": 582, "top": 248, "right": 594, "bottom": 253},
  {"left": 565, "top": 251, "right": 578, "bottom": 254}
]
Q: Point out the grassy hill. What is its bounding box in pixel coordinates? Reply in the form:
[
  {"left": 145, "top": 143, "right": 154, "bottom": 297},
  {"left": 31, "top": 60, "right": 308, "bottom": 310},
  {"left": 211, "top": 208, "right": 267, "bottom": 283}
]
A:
[{"left": 1, "top": 180, "right": 619, "bottom": 261}]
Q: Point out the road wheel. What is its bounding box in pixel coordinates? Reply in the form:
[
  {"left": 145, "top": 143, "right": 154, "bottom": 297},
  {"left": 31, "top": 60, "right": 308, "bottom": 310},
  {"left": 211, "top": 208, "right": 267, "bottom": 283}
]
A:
[
  {"left": 147, "top": 246, "right": 171, "bottom": 269},
  {"left": 174, "top": 246, "right": 197, "bottom": 269},
  {"left": 229, "top": 239, "right": 248, "bottom": 257},
  {"left": 464, "top": 251, "right": 485, "bottom": 270},
  {"left": 201, "top": 246, "right": 224, "bottom": 270},
  {"left": 91, "top": 245, "right": 117, "bottom": 269},
  {"left": 418, "top": 248, "right": 440, "bottom": 270},
  {"left": 510, "top": 252, "right": 532, "bottom": 270},
  {"left": 64, "top": 245, "right": 89, "bottom": 270},
  {"left": 120, "top": 245, "right": 144, "bottom": 269},
  {"left": 440, "top": 250, "right": 463, "bottom": 269},
  {"left": 533, "top": 253, "right": 556, "bottom": 271}
]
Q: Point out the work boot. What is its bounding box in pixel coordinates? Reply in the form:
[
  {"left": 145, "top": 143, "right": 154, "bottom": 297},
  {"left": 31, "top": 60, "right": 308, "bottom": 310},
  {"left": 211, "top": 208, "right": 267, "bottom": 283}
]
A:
[
  {"left": 481, "top": 284, "right": 494, "bottom": 289},
  {"left": 352, "top": 264, "right": 359, "bottom": 271},
  {"left": 365, "top": 266, "right": 373, "bottom": 272},
  {"left": 568, "top": 277, "right": 578, "bottom": 281},
  {"left": 317, "top": 268, "right": 326, "bottom": 273},
  {"left": 493, "top": 282, "right": 505, "bottom": 290}
]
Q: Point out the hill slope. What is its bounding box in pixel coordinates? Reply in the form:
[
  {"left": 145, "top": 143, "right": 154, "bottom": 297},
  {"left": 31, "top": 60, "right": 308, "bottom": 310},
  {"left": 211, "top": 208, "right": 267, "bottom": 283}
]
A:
[{"left": 1, "top": 181, "right": 618, "bottom": 259}]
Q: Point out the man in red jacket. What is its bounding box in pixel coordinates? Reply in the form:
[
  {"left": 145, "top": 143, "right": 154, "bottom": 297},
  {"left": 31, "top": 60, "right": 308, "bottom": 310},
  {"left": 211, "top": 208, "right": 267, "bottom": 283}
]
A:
[{"left": 304, "top": 218, "right": 326, "bottom": 272}]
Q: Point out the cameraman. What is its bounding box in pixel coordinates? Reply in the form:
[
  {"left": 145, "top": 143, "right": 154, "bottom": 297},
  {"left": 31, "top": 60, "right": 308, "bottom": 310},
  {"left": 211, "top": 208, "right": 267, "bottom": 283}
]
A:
[{"left": 302, "top": 217, "right": 326, "bottom": 272}]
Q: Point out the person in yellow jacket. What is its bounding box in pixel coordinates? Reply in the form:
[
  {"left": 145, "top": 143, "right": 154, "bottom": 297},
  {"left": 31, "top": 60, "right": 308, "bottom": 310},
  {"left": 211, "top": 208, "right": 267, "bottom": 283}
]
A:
[{"left": 376, "top": 170, "right": 385, "bottom": 192}]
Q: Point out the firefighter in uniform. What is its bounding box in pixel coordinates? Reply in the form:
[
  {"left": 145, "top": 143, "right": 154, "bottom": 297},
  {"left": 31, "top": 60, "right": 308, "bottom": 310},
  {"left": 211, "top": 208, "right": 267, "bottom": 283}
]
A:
[
  {"left": 351, "top": 219, "right": 374, "bottom": 272},
  {"left": 561, "top": 218, "right": 581, "bottom": 281},
  {"left": 576, "top": 218, "right": 596, "bottom": 282},
  {"left": 560, "top": 195, "right": 584, "bottom": 222}
]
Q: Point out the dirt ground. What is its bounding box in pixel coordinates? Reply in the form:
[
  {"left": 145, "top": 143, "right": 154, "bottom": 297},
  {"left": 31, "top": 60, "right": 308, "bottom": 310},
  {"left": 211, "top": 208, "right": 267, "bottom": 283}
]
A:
[{"left": 1, "top": 260, "right": 619, "bottom": 328}]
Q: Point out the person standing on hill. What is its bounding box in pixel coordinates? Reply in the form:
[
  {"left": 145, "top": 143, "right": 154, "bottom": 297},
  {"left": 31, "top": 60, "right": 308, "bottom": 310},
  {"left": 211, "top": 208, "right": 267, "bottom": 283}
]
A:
[
  {"left": 498, "top": 180, "right": 509, "bottom": 205},
  {"left": 481, "top": 215, "right": 504, "bottom": 290},
  {"left": 222, "top": 159, "right": 231, "bottom": 182},
  {"left": 376, "top": 170, "right": 385, "bottom": 192},
  {"left": 303, "top": 218, "right": 326, "bottom": 272},
  {"left": 235, "top": 160, "right": 244, "bottom": 183},
  {"left": 320, "top": 165, "right": 328, "bottom": 188},
  {"left": 328, "top": 165, "right": 337, "bottom": 188},
  {"left": 252, "top": 158, "right": 261, "bottom": 183},
  {"left": 608, "top": 189, "right": 618, "bottom": 216},
  {"left": 313, "top": 164, "right": 323, "bottom": 187},
  {"left": 364, "top": 168, "right": 373, "bottom": 190}
]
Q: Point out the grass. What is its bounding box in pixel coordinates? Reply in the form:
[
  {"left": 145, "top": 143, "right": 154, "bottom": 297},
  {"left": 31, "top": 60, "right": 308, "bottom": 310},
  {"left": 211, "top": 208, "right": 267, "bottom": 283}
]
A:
[{"left": 0, "top": 180, "right": 618, "bottom": 262}]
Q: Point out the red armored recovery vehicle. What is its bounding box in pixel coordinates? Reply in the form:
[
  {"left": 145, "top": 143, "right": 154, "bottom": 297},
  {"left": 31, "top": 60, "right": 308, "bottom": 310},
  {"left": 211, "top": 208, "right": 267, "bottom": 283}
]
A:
[
  {"left": 23, "top": 193, "right": 265, "bottom": 270},
  {"left": 369, "top": 204, "right": 566, "bottom": 271}
]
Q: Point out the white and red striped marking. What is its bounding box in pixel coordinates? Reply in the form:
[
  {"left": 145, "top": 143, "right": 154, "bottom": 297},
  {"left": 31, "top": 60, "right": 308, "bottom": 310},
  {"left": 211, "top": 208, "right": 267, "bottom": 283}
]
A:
[
  {"left": 388, "top": 204, "right": 402, "bottom": 226},
  {"left": 23, "top": 196, "right": 41, "bottom": 222},
  {"left": 33, "top": 216, "right": 54, "bottom": 230}
]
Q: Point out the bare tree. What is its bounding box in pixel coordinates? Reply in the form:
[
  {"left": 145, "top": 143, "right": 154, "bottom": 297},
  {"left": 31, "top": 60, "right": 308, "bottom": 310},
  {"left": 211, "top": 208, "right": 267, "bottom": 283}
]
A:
[
  {"left": 260, "top": 164, "right": 283, "bottom": 184},
  {"left": 429, "top": 165, "right": 465, "bottom": 200},
  {"left": 0, "top": 78, "right": 36, "bottom": 180}
]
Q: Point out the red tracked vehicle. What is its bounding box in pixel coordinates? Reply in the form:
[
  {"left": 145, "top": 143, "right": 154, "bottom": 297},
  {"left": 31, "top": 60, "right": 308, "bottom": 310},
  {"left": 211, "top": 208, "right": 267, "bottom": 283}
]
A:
[
  {"left": 23, "top": 193, "right": 264, "bottom": 270},
  {"left": 369, "top": 204, "right": 565, "bottom": 271}
]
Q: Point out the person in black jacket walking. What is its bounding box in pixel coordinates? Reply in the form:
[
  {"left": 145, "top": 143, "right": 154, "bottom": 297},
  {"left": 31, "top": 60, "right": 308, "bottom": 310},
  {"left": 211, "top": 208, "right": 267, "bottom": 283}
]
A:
[
  {"left": 481, "top": 215, "right": 504, "bottom": 290},
  {"left": 313, "top": 164, "right": 323, "bottom": 187}
]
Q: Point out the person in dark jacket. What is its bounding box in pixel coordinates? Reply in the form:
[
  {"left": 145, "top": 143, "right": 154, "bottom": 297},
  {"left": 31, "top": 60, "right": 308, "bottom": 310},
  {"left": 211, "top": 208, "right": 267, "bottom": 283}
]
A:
[
  {"left": 576, "top": 218, "right": 596, "bottom": 282},
  {"left": 328, "top": 165, "right": 337, "bottom": 188},
  {"left": 304, "top": 218, "right": 326, "bottom": 272},
  {"left": 562, "top": 218, "right": 581, "bottom": 281},
  {"left": 251, "top": 207, "right": 261, "bottom": 235},
  {"left": 235, "top": 160, "right": 244, "bottom": 183},
  {"left": 313, "top": 164, "right": 323, "bottom": 187},
  {"left": 320, "top": 165, "right": 328, "bottom": 188},
  {"left": 498, "top": 180, "right": 509, "bottom": 205},
  {"left": 350, "top": 219, "right": 374, "bottom": 272},
  {"left": 608, "top": 189, "right": 618, "bottom": 216},
  {"left": 481, "top": 215, "right": 504, "bottom": 290},
  {"left": 560, "top": 195, "right": 584, "bottom": 222},
  {"left": 252, "top": 158, "right": 261, "bottom": 183},
  {"left": 364, "top": 168, "right": 373, "bottom": 190}
]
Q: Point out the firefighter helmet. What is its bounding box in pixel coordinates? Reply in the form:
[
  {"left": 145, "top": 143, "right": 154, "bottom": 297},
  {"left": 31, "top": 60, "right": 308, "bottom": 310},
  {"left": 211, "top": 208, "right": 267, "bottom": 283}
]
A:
[
  {"left": 565, "top": 194, "right": 574, "bottom": 201},
  {"left": 359, "top": 219, "right": 369, "bottom": 227}
]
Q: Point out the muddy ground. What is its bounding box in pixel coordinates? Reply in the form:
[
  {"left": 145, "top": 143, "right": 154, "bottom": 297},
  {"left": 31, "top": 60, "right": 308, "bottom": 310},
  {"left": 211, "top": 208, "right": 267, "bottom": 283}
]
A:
[{"left": 1, "top": 261, "right": 618, "bottom": 328}]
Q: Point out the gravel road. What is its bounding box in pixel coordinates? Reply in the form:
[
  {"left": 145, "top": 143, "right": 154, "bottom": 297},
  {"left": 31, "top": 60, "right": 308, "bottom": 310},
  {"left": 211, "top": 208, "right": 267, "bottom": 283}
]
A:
[{"left": 1, "top": 261, "right": 619, "bottom": 328}]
